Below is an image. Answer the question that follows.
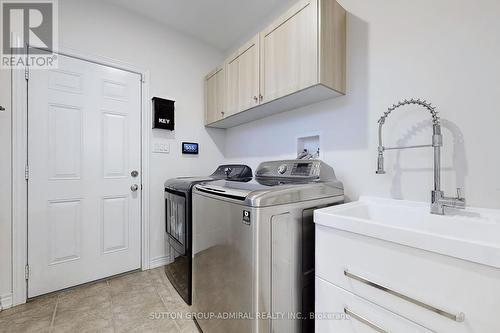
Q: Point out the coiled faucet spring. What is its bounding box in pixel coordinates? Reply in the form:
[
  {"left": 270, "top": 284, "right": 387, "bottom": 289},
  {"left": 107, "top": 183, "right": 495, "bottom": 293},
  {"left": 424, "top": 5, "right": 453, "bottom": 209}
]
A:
[
  {"left": 378, "top": 98, "right": 440, "bottom": 126},
  {"left": 375, "top": 98, "right": 465, "bottom": 215}
]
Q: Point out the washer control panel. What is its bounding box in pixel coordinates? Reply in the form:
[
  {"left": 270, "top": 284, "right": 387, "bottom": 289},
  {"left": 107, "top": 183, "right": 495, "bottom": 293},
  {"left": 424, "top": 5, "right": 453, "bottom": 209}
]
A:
[
  {"left": 291, "top": 162, "right": 313, "bottom": 176},
  {"left": 255, "top": 160, "right": 322, "bottom": 179}
]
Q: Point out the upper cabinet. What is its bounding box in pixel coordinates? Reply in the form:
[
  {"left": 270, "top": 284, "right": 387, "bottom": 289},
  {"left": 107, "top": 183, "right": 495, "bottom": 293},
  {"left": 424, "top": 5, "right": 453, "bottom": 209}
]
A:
[
  {"left": 204, "top": 66, "right": 225, "bottom": 125},
  {"left": 205, "top": 0, "right": 346, "bottom": 128},
  {"left": 226, "top": 35, "right": 260, "bottom": 117},
  {"left": 260, "top": 0, "right": 319, "bottom": 103}
]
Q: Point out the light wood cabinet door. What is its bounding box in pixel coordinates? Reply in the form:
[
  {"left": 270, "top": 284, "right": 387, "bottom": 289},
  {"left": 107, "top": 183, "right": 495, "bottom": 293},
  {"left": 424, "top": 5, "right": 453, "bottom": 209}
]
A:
[
  {"left": 260, "top": 0, "right": 318, "bottom": 103},
  {"left": 225, "top": 35, "right": 260, "bottom": 116},
  {"left": 215, "top": 67, "right": 225, "bottom": 118},
  {"left": 237, "top": 36, "right": 259, "bottom": 112},
  {"left": 204, "top": 67, "right": 225, "bottom": 125},
  {"left": 225, "top": 53, "right": 239, "bottom": 117}
]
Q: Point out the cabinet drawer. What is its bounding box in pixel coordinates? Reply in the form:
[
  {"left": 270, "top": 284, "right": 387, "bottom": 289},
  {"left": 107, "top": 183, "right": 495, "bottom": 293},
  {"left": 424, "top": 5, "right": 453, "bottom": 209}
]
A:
[
  {"left": 315, "top": 225, "right": 500, "bottom": 332},
  {"left": 316, "top": 277, "right": 432, "bottom": 333}
]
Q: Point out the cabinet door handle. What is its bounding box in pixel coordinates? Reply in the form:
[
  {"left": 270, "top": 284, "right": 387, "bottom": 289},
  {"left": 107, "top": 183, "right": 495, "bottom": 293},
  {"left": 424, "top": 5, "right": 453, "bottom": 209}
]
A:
[
  {"left": 259, "top": 94, "right": 263, "bottom": 101},
  {"left": 344, "top": 308, "right": 388, "bottom": 333},
  {"left": 344, "top": 270, "right": 465, "bottom": 322},
  {"left": 253, "top": 96, "right": 258, "bottom": 103}
]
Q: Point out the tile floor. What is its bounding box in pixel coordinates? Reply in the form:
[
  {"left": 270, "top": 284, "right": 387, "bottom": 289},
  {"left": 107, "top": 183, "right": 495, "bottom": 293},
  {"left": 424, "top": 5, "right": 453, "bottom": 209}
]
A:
[{"left": 0, "top": 267, "right": 198, "bottom": 333}]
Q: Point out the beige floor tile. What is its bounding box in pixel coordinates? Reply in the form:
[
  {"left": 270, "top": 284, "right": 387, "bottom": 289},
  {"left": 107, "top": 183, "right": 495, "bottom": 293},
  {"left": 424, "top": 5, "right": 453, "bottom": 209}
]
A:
[
  {"left": 110, "top": 288, "right": 161, "bottom": 310},
  {"left": 108, "top": 271, "right": 152, "bottom": 295},
  {"left": 57, "top": 293, "right": 112, "bottom": 314},
  {"left": 126, "top": 317, "right": 179, "bottom": 333},
  {"left": 0, "top": 268, "right": 200, "bottom": 333},
  {"left": 112, "top": 301, "right": 168, "bottom": 333},
  {"left": 58, "top": 281, "right": 109, "bottom": 299},
  {"left": 176, "top": 318, "right": 199, "bottom": 333},
  {"left": 0, "top": 294, "right": 57, "bottom": 333},
  {"left": 0, "top": 315, "right": 53, "bottom": 333},
  {"left": 52, "top": 308, "right": 114, "bottom": 333},
  {"left": 0, "top": 294, "right": 56, "bottom": 321}
]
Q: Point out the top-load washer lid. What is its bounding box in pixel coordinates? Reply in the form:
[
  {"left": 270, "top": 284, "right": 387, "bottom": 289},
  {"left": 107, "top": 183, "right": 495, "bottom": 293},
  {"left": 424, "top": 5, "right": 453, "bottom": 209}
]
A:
[
  {"left": 164, "top": 164, "right": 253, "bottom": 191},
  {"left": 194, "top": 160, "right": 344, "bottom": 207}
]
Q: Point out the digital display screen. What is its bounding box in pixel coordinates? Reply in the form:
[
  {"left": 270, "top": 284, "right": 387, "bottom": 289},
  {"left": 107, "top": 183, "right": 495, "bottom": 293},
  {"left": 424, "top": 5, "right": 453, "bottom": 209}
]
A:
[
  {"left": 291, "top": 163, "right": 311, "bottom": 176},
  {"left": 182, "top": 142, "right": 199, "bottom": 154}
]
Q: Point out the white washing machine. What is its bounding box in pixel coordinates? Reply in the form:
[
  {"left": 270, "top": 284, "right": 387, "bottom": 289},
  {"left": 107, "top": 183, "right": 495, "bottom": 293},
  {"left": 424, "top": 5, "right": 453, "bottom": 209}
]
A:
[{"left": 191, "top": 159, "right": 344, "bottom": 333}]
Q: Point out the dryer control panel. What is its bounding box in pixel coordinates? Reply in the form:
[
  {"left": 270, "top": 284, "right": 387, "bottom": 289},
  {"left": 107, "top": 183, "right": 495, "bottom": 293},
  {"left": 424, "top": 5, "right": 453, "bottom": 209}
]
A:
[{"left": 211, "top": 164, "right": 253, "bottom": 181}]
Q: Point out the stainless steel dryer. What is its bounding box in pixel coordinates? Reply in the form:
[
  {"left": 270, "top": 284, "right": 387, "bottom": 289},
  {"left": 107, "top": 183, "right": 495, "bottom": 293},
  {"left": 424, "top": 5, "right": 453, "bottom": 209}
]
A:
[
  {"left": 164, "top": 164, "right": 252, "bottom": 305},
  {"left": 191, "top": 160, "right": 344, "bottom": 333}
]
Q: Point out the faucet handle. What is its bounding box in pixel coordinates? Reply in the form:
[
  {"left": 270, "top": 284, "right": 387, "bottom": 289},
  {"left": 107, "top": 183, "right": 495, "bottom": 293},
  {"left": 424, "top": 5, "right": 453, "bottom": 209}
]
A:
[{"left": 456, "top": 188, "right": 464, "bottom": 200}]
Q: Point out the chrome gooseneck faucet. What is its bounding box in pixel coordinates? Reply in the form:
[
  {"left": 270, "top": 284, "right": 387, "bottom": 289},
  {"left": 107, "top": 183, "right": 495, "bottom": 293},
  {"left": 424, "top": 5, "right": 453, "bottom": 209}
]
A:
[{"left": 376, "top": 98, "right": 466, "bottom": 215}]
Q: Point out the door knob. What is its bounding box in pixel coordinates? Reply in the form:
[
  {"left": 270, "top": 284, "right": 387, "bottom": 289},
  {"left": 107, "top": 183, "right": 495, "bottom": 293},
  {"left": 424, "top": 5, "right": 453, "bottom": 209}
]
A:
[
  {"left": 0, "top": 106, "right": 5, "bottom": 111},
  {"left": 131, "top": 170, "right": 139, "bottom": 177},
  {"left": 130, "top": 184, "right": 139, "bottom": 192}
]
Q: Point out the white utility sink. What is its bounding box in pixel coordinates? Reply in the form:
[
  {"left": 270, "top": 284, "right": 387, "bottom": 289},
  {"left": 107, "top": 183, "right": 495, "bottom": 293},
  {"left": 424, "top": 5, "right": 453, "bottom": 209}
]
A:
[{"left": 314, "top": 196, "right": 500, "bottom": 269}]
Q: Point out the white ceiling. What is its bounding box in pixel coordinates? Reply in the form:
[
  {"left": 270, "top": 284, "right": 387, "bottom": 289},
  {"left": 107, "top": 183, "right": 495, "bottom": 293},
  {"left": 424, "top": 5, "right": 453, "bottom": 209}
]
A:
[{"left": 103, "top": 0, "right": 297, "bottom": 52}]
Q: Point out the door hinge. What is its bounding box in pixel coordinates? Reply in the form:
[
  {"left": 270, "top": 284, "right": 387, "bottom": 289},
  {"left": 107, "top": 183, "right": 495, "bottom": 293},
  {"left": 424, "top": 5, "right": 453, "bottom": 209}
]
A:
[
  {"left": 24, "top": 66, "right": 30, "bottom": 81},
  {"left": 24, "top": 265, "right": 30, "bottom": 280},
  {"left": 25, "top": 164, "right": 29, "bottom": 180}
]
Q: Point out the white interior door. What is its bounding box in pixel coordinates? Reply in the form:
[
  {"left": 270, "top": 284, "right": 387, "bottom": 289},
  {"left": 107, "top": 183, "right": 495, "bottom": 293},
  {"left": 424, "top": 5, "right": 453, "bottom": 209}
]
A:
[{"left": 27, "top": 54, "right": 142, "bottom": 297}]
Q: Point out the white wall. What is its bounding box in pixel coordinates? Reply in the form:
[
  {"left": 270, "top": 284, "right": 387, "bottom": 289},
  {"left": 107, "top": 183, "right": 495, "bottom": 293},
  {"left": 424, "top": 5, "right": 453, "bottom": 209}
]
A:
[
  {"left": 0, "top": 56, "right": 12, "bottom": 304},
  {"left": 225, "top": 0, "right": 500, "bottom": 209},
  {"left": 0, "top": 0, "right": 226, "bottom": 301}
]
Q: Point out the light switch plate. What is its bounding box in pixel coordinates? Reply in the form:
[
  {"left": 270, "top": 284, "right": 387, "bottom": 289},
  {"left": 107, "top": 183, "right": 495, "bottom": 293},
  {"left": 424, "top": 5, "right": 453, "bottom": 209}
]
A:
[{"left": 153, "top": 142, "right": 170, "bottom": 154}]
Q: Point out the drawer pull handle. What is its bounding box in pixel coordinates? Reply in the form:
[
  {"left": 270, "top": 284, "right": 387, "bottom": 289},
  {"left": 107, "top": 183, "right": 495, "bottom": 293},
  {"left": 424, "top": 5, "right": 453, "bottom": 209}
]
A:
[
  {"left": 344, "top": 270, "right": 465, "bottom": 322},
  {"left": 344, "top": 308, "right": 388, "bottom": 333}
]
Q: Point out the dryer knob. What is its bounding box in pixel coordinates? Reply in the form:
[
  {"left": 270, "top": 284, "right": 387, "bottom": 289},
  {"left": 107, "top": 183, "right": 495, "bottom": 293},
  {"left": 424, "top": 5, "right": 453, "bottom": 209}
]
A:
[{"left": 278, "top": 164, "right": 288, "bottom": 175}]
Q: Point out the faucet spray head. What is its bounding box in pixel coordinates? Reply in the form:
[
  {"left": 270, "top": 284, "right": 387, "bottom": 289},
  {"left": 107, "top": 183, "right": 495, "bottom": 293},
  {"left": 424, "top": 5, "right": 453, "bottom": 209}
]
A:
[{"left": 376, "top": 148, "right": 386, "bottom": 174}]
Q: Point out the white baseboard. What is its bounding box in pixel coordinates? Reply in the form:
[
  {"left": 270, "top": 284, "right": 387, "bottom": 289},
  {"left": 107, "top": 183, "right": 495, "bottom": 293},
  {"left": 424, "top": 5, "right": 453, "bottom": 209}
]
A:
[
  {"left": 0, "top": 293, "right": 13, "bottom": 311},
  {"left": 149, "top": 255, "right": 173, "bottom": 269}
]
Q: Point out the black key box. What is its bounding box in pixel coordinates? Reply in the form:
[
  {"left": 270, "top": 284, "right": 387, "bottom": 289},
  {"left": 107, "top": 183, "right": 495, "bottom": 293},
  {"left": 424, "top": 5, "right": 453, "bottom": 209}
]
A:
[{"left": 152, "top": 97, "right": 175, "bottom": 130}]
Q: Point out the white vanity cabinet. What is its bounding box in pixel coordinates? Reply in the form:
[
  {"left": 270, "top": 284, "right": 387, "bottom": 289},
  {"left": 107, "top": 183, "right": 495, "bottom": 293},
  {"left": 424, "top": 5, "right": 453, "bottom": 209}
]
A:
[
  {"left": 314, "top": 200, "right": 500, "bottom": 333},
  {"left": 316, "top": 277, "right": 434, "bottom": 333}
]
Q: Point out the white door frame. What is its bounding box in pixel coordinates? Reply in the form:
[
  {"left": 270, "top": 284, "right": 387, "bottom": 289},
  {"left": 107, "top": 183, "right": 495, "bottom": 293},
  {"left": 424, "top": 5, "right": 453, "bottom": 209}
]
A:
[{"left": 12, "top": 47, "right": 151, "bottom": 305}]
